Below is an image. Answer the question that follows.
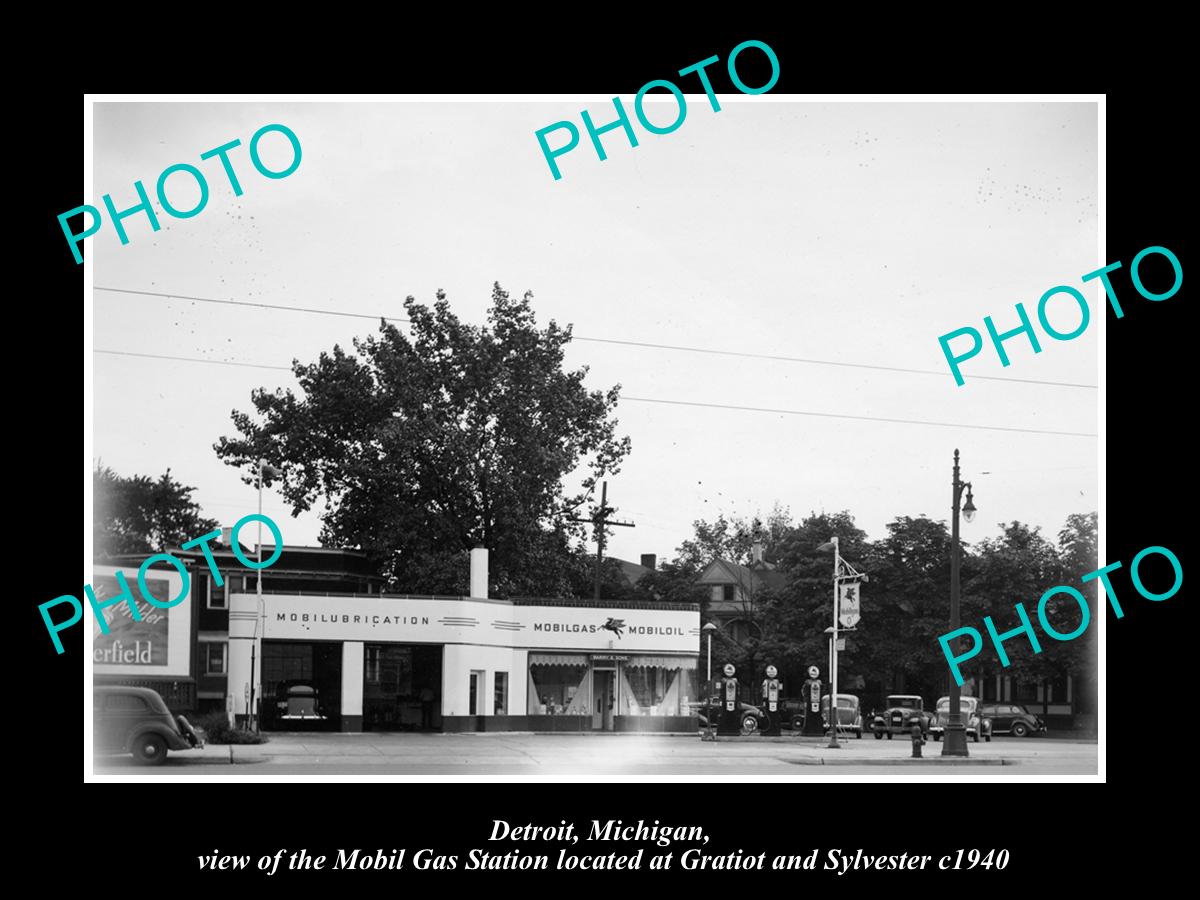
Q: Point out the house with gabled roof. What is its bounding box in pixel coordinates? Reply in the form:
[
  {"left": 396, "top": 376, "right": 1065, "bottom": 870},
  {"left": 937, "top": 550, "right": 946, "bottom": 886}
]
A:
[{"left": 694, "top": 537, "right": 787, "bottom": 643}]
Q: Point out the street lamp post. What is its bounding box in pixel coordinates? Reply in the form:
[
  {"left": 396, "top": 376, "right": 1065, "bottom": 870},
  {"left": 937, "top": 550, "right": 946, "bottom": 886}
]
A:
[
  {"left": 703, "top": 622, "right": 717, "bottom": 684},
  {"left": 829, "top": 536, "right": 841, "bottom": 749},
  {"left": 825, "top": 627, "right": 834, "bottom": 691},
  {"left": 248, "top": 458, "right": 282, "bottom": 735},
  {"left": 248, "top": 458, "right": 264, "bottom": 733},
  {"left": 942, "top": 448, "right": 976, "bottom": 758},
  {"left": 702, "top": 622, "right": 718, "bottom": 729},
  {"left": 817, "top": 537, "right": 868, "bottom": 750}
]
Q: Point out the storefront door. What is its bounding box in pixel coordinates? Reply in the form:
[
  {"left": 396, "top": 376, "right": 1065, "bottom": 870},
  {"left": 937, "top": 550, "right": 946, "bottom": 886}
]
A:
[
  {"left": 592, "top": 668, "right": 614, "bottom": 731},
  {"left": 469, "top": 670, "right": 484, "bottom": 716}
]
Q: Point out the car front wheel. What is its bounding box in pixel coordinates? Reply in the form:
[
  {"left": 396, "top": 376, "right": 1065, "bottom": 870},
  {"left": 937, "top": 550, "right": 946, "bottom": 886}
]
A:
[
  {"left": 1012, "top": 722, "right": 1029, "bottom": 737},
  {"left": 741, "top": 715, "right": 759, "bottom": 735},
  {"left": 132, "top": 733, "right": 168, "bottom": 766}
]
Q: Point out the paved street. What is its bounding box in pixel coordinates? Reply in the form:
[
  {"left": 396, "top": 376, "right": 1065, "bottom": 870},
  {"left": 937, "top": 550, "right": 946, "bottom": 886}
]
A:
[{"left": 93, "top": 733, "right": 1098, "bottom": 777}]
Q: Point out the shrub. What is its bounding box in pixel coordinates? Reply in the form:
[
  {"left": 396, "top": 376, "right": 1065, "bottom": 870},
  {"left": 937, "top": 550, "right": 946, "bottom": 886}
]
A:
[{"left": 192, "top": 710, "right": 269, "bottom": 745}]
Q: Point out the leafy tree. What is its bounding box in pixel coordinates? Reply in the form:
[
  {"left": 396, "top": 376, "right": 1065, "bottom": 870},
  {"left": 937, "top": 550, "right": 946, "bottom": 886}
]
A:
[
  {"left": 1056, "top": 512, "right": 1098, "bottom": 718},
  {"left": 94, "top": 465, "right": 218, "bottom": 558},
  {"left": 857, "top": 516, "right": 963, "bottom": 704},
  {"left": 674, "top": 504, "right": 793, "bottom": 571},
  {"left": 962, "top": 521, "right": 1066, "bottom": 690},
  {"left": 214, "top": 284, "right": 631, "bottom": 598},
  {"left": 754, "top": 510, "right": 868, "bottom": 696},
  {"left": 1058, "top": 512, "right": 1098, "bottom": 575}
]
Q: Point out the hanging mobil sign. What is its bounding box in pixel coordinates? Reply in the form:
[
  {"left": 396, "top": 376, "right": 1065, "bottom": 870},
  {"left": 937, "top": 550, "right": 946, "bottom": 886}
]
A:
[
  {"left": 92, "top": 565, "right": 191, "bottom": 677},
  {"left": 839, "top": 582, "right": 862, "bottom": 628}
]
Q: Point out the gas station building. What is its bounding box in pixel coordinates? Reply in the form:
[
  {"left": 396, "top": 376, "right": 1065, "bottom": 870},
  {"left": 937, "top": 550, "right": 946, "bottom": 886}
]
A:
[{"left": 228, "top": 550, "right": 701, "bottom": 732}]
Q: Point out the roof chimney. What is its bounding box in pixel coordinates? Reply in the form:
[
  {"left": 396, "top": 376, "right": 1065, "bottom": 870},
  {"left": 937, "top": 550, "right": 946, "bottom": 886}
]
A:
[
  {"left": 640, "top": 553, "right": 656, "bottom": 571},
  {"left": 470, "top": 547, "right": 489, "bottom": 599},
  {"left": 751, "top": 534, "right": 764, "bottom": 565}
]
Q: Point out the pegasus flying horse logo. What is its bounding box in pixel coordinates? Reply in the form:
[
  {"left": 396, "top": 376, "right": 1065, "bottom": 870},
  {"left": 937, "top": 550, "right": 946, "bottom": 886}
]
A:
[{"left": 601, "top": 617, "right": 626, "bottom": 638}]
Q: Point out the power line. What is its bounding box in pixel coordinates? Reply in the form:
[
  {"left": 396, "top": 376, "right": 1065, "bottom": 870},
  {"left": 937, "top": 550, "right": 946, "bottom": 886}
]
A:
[
  {"left": 620, "top": 396, "right": 1096, "bottom": 438},
  {"left": 95, "top": 349, "right": 290, "bottom": 371},
  {"left": 95, "top": 286, "right": 406, "bottom": 324},
  {"left": 93, "top": 348, "right": 1097, "bottom": 438},
  {"left": 93, "top": 286, "right": 1097, "bottom": 390},
  {"left": 573, "top": 336, "right": 1096, "bottom": 389}
]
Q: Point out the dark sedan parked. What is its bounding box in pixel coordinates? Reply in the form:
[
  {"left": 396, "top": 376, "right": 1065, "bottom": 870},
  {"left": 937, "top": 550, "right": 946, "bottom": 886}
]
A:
[
  {"left": 980, "top": 703, "right": 1046, "bottom": 737},
  {"left": 94, "top": 686, "right": 202, "bottom": 765},
  {"left": 692, "top": 698, "right": 802, "bottom": 735}
]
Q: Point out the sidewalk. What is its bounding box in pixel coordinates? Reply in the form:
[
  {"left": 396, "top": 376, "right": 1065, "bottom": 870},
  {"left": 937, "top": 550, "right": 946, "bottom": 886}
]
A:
[{"left": 187, "top": 731, "right": 1093, "bottom": 767}]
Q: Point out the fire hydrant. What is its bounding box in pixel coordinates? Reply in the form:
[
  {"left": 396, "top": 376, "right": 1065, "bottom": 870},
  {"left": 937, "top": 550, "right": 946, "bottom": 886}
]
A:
[{"left": 910, "top": 723, "right": 925, "bottom": 758}]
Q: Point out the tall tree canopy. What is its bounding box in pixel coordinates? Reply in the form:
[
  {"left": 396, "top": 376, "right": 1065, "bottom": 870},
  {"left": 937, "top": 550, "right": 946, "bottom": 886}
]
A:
[
  {"left": 673, "top": 504, "right": 793, "bottom": 571},
  {"left": 672, "top": 505, "right": 1097, "bottom": 708},
  {"left": 955, "top": 520, "right": 1065, "bottom": 689},
  {"left": 94, "top": 465, "right": 218, "bottom": 558},
  {"left": 214, "top": 284, "right": 631, "bottom": 598},
  {"left": 856, "top": 515, "right": 964, "bottom": 700}
]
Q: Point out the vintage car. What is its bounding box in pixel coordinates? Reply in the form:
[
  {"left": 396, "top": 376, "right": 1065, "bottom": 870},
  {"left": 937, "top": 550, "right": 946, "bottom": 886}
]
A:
[
  {"left": 821, "top": 694, "right": 864, "bottom": 739},
  {"left": 929, "top": 696, "right": 993, "bottom": 742},
  {"left": 870, "top": 695, "right": 934, "bottom": 739},
  {"left": 979, "top": 703, "right": 1046, "bottom": 737},
  {"left": 93, "top": 686, "right": 203, "bottom": 765},
  {"left": 275, "top": 683, "right": 328, "bottom": 723},
  {"left": 692, "top": 699, "right": 787, "bottom": 735}
]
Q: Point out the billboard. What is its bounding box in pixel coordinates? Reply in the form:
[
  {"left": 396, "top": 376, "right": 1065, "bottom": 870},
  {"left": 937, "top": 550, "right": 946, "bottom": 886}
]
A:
[{"left": 92, "top": 565, "right": 191, "bottom": 677}]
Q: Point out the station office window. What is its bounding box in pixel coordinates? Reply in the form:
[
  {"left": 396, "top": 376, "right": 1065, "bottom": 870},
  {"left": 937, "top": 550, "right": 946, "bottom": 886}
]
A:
[
  {"left": 494, "top": 672, "right": 508, "bottom": 715},
  {"left": 365, "top": 646, "right": 381, "bottom": 683},
  {"left": 208, "top": 575, "right": 228, "bottom": 610},
  {"left": 203, "top": 642, "right": 227, "bottom": 676}
]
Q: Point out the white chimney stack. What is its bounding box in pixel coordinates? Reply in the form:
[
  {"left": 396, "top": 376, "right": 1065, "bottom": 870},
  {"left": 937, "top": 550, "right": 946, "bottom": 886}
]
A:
[
  {"left": 751, "top": 535, "right": 764, "bottom": 565},
  {"left": 470, "top": 547, "right": 489, "bottom": 599}
]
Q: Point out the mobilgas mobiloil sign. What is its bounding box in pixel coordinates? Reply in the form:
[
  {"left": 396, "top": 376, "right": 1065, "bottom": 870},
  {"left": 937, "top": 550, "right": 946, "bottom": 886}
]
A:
[{"left": 250, "top": 595, "right": 698, "bottom": 653}]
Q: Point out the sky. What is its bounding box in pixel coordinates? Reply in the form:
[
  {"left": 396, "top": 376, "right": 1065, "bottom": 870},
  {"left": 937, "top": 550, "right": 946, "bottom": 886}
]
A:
[{"left": 91, "top": 99, "right": 1098, "bottom": 566}]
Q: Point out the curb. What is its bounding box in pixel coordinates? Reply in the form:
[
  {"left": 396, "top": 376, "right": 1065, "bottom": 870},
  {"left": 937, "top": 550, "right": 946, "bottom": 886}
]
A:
[
  {"left": 782, "top": 757, "right": 1009, "bottom": 766},
  {"left": 707, "top": 735, "right": 845, "bottom": 744}
]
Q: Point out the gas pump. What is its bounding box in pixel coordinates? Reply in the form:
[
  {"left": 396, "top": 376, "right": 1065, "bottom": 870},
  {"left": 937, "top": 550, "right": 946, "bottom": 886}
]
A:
[
  {"left": 801, "top": 665, "right": 824, "bottom": 735},
  {"left": 717, "top": 663, "right": 742, "bottom": 735},
  {"left": 761, "top": 664, "right": 782, "bottom": 736}
]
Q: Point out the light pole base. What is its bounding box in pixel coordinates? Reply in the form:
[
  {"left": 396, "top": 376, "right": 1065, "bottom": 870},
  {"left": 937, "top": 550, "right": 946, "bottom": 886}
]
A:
[{"left": 941, "top": 726, "right": 970, "bottom": 757}]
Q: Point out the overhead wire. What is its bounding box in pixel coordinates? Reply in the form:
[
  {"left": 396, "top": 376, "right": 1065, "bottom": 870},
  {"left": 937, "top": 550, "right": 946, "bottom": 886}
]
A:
[
  {"left": 93, "top": 286, "right": 1098, "bottom": 389},
  {"left": 93, "top": 349, "right": 1097, "bottom": 438}
]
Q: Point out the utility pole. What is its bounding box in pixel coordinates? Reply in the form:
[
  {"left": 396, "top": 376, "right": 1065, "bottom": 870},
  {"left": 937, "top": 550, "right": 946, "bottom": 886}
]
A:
[{"left": 569, "top": 480, "right": 635, "bottom": 600}]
